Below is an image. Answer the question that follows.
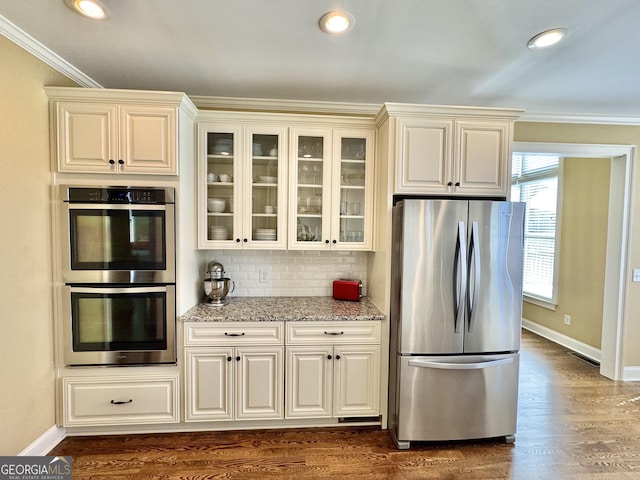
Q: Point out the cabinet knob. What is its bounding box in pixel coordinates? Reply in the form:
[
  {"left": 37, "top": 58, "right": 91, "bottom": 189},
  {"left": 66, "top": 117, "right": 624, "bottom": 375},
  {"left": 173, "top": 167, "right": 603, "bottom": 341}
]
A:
[
  {"left": 325, "top": 240, "right": 330, "bottom": 244},
  {"left": 236, "top": 238, "right": 241, "bottom": 243},
  {"left": 109, "top": 159, "right": 115, "bottom": 165},
  {"left": 332, "top": 240, "right": 337, "bottom": 244},
  {"left": 455, "top": 182, "right": 460, "bottom": 188},
  {"left": 227, "top": 356, "right": 232, "bottom": 362},
  {"left": 118, "top": 159, "right": 125, "bottom": 165},
  {"left": 335, "top": 355, "right": 341, "bottom": 360},
  {"left": 235, "top": 356, "right": 241, "bottom": 361},
  {"left": 243, "top": 238, "right": 248, "bottom": 243},
  {"left": 327, "top": 355, "right": 332, "bottom": 360},
  {"left": 447, "top": 181, "right": 453, "bottom": 187}
]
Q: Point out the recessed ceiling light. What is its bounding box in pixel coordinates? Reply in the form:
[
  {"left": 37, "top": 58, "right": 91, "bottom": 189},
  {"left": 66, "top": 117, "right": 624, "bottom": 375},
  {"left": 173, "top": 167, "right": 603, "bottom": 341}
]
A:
[
  {"left": 64, "top": 0, "right": 110, "bottom": 20},
  {"left": 319, "top": 11, "right": 355, "bottom": 34},
  {"left": 527, "top": 28, "right": 567, "bottom": 49}
]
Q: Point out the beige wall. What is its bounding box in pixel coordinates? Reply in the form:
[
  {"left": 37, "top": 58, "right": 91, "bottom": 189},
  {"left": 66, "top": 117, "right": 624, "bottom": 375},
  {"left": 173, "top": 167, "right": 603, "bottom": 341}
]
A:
[
  {"left": 514, "top": 122, "right": 640, "bottom": 366},
  {"left": 0, "top": 35, "right": 77, "bottom": 454},
  {"left": 521, "top": 157, "right": 610, "bottom": 349}
]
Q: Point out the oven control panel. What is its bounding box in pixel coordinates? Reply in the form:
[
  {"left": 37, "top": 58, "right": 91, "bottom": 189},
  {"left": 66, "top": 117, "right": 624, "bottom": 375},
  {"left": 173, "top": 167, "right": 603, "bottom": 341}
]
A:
[{"left": 65, "top": 187, "right": 173, "bottom": 204}]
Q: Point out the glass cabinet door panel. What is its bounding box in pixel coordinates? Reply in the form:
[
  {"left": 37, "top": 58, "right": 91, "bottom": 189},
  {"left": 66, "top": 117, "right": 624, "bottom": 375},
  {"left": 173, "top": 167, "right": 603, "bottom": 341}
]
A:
[
  {"left": 291, "top": 133, "right": 330, "bottom": 247},
  {"left": 246, "top": 130, "right": 286, "bottom": 247},
  {"left": 338, "top": 137, "right": 367, "bottom": 245},
  {"left": 206, "top": 131, "right": 236, "bottom": 243}
]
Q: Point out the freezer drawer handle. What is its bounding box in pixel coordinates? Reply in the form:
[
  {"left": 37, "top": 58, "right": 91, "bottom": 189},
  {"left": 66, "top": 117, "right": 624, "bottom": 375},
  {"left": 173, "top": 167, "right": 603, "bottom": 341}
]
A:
[
  {"left": 407, "top": 358, "right": 514, "bottom": 370},
  {"left": 324, "top": 331, "right": 344, "bottom": 335}
]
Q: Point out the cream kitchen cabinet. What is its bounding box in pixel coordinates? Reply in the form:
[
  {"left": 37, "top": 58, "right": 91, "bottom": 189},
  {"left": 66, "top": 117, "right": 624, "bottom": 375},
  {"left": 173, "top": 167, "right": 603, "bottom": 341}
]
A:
[
  {"left": 197, "top": 122, "right": 287, "bottom": 249},
  {"left": 62, "top": 374, "right": 179, "bottom": 427},
  {"left": 289, "top": 128, "right": 375, "bottom": 250},
  {"left": 46, "top": 87, "right": 195, "bottom": 175},
  {"left": 184, "top": 322, "right": 284, "bottom": 422},
  {"left": 378, "top": 104, "right": 522, "bottom": 197},
  {"left": 285, "top": 321, "right": 381, "bottom": 419}
]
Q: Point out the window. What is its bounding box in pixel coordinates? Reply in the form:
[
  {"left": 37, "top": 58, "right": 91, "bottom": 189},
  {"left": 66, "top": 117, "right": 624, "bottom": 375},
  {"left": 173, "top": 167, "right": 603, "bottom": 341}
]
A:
[{"left": 511, "top": 153, "right": 561, "bottom": 306}]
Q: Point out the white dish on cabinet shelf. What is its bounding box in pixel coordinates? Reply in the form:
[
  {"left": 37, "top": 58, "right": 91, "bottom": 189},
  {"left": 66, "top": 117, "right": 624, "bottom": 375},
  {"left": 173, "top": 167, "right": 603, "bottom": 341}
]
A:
[{"left": 257, "top": 176, "right": 277, "bottom": 183}]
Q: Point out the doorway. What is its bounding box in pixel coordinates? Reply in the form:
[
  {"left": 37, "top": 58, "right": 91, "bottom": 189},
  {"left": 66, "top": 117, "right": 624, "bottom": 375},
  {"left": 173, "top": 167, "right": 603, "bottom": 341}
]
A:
[{"left": 513, "top": 142, "right": 634, "bottom": 380}]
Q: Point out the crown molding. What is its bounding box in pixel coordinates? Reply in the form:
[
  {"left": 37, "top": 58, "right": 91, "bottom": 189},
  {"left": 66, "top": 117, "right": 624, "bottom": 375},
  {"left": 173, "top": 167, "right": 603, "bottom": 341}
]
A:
[
  {"left": 0, "top": 14, "right": 101, "bottom": 88},
  {"left": 519, "top": 110, "right": 640, "bottom": 126},
  {"left": 190, "top": 95, "right": 380, "bottom": 117}
]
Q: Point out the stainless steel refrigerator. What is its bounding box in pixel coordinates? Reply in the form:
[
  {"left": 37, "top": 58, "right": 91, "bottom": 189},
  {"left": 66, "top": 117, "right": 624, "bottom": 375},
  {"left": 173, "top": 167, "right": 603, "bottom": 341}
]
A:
[{"left": 388, "top": 199, "right": 525, "bottom": 449}]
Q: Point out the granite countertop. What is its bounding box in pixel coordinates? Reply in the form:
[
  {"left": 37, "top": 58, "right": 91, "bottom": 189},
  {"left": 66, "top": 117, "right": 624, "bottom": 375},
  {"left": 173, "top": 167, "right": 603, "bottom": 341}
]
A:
[{"left": 180, "top": 296, "right": 384, "bottom": 322}]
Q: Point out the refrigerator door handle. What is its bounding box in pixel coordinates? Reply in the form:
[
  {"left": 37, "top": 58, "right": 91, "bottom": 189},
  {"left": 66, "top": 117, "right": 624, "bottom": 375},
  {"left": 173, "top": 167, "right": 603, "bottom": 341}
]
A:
[
  {"left": 408, "top": 357, "right": 514, "bottom": 370},
  {"left": 454, "top": 221, "right": 468, "bottom": 333},
  {"left": 467, "top": 221, "right": 481, "bottom": 333}
]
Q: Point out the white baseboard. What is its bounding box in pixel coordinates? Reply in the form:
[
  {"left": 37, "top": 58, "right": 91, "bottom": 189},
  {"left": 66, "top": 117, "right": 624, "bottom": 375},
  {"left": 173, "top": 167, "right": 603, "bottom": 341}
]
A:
[
  {"left": 19, "top": 425, "right": 67, "bottom": 456},
  {"left": 622, "top": 366, "right": 640, "bottom": 381},
  {"left": 522, "top": 318, "right": 601, "bottom": 363}
]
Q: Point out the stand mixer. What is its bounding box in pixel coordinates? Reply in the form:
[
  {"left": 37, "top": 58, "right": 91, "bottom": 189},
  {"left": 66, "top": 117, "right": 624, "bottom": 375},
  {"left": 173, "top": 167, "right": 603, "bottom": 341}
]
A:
[{"left": 203, "top": 261, "right": 235, "bottom": 306}]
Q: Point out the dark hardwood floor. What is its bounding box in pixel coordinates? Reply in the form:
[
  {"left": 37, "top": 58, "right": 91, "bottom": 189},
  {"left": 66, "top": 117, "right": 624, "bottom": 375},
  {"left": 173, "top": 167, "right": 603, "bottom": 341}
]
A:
[{"left": 50, "top": 331, "right": 640, "bottom": 479}]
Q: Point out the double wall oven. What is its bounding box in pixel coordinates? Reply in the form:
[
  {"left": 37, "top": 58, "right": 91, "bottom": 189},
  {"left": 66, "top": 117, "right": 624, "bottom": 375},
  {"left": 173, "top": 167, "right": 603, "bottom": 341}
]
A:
[{"left": 60, "top": 186, "right": 176, "bottom": 366}]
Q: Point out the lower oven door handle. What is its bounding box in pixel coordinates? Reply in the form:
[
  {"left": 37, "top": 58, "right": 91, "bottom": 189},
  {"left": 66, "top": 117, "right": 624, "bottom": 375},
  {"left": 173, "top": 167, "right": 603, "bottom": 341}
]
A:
[
  {"left": 68, "top": 286, "right": 170, "bottom": 294},
  {"left": 407, "top": 358, "right": 513, "bottom": 370}
]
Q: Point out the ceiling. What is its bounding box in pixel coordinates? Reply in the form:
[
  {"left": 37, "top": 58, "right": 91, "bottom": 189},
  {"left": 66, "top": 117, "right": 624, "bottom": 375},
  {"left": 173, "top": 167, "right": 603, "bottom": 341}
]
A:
[{"left": 2, "top": 0, "right": 640, "bottom": 117}]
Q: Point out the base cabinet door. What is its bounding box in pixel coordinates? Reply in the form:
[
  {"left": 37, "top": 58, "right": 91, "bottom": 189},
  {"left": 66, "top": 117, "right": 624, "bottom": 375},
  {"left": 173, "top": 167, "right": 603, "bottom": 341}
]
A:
[
  {"left": 185, "top": 348, "right": 234, "bottom": 421},
  {"left": 185, "top": 346, "right": 284, "bottom": 422},
  {"left": 285, "top": 344, "right": 380, "bottom": 419},
  {"left": 286, "top": 346, "right": 333, "bottom": 418},
  {"left": 333, "top": 345, "right": 380, "bottom": 417},
  {"left": 236, "top": 346, "right": 284, "bottom": 420}
]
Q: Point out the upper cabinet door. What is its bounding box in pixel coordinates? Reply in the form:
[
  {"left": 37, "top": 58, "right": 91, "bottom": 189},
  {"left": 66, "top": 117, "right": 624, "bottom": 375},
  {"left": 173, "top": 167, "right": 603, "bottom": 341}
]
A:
[
  {"left": 288, "top": 128, "right": 332, "bottom": 250},
  {"left": 454, "top": 120, "right": 510, "bottom": 196},
  {"left": 198, "top": 123, "right": 287, "bottom": 249},
  {"left": 394, "top": 115, "right": 512, "bottom": 197},
  {"left": 199, "top": 124, "right": 242, "bottom": 249},
  {"left": 243, "top": 126, "right": 288, "bottom": 250},
  {"left": 119, "top": 105, "right": 176, "bottom": 174},
  {"left": 395, "top": 117, "right": 454, "bottom": 194},
  {"left": 332, "top": 129, "right": 375, "bottom": 251},
  {"left": 56, "top": 102, "right": 118, "bottom": 173}
]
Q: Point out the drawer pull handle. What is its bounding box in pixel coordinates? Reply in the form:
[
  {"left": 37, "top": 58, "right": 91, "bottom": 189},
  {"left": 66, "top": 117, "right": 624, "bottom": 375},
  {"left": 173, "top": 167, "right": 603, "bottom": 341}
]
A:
[
  {"left": 324, "top": 331, "right": 344, "bottom": 335},
  {"left": 224, "top": 332, "right": 245, "bottom": 337},
  {"left": 110, "top": 399, "right": 133, "bottom": 405}
]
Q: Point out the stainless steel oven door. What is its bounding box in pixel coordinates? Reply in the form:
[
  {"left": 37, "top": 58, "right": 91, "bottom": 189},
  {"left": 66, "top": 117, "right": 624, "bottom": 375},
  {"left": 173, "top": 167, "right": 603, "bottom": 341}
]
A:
[
  {"left": 61, "top": 201, "right": 175, "bottom": 284},
  {"left": 62, "top": 284, "right": 176, "bottom": 366}
]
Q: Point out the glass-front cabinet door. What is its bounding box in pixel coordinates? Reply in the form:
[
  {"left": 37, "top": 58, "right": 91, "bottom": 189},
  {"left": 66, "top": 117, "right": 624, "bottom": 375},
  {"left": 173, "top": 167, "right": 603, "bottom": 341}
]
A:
[
  {"left": 199, "top": 124, "right": 240, "bottom": 248},
  {"left": 289, "top": 128, "right": 373, "bottom": 250},
  {"left": 197, "top": 123, "right": 286, "bottom": 249},
  {"left": 243, "top": 126, "right": 287, "bottom": 249},
  {"left": 289, "top": 129, "right": 331, "bottom": 249},
  {"left": 331, "top": 130, "right": 374, "bottom": 250}
]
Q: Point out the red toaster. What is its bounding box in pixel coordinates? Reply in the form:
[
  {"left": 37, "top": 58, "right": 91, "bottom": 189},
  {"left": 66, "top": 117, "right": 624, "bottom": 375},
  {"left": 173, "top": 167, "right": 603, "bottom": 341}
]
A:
[{"left": 333, "top": 279, "right": 362, "bottom": 301}]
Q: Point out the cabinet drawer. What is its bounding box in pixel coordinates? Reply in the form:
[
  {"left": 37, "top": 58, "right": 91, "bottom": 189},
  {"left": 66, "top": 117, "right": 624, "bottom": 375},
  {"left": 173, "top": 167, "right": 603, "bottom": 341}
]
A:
[
  {"left": 63, "top": 375, "right": 179, "bottom": 426},
  {"left": 184, "top": 322, "right": 284, "bottom": 346},
  {"left": 287, "top": 321, "right": 380, "bottom": 345}
]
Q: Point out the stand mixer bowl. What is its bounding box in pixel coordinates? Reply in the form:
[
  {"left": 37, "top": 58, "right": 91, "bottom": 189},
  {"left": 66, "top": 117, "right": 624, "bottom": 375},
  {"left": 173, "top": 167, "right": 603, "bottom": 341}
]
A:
[{"left": 203, "top": 277, "right": 235, "bottom": 306}]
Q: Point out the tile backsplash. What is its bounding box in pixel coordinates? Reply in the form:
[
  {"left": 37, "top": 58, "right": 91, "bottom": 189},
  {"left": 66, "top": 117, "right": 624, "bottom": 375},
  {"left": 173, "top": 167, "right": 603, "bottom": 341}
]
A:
[{"left": 196, "top": 250, "right": 368, "bottom": 297}]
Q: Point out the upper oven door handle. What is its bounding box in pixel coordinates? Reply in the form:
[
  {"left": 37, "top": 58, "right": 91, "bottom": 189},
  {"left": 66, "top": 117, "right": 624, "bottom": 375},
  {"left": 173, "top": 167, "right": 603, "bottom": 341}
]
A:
[{"left": 65, "top": 203, "right": 169, "bottom": 211}]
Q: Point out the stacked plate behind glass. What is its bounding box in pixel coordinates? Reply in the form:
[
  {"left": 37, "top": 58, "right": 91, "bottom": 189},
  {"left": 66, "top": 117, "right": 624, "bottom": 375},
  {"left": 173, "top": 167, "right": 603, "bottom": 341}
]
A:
[
  {"left": 255, "top": 228, "right": 276, "bottom": 241},
  {"left": 209, "top": 226, "right": 228, "bottom": 240}
]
